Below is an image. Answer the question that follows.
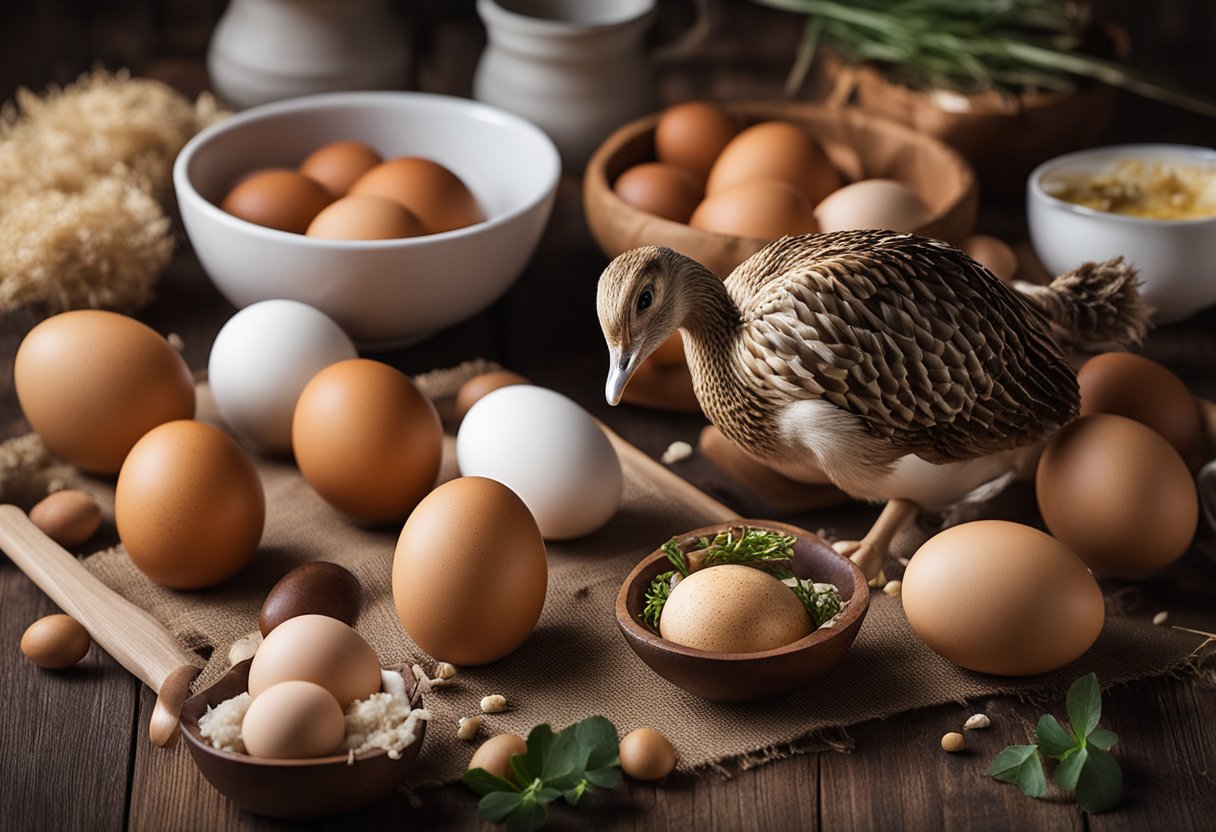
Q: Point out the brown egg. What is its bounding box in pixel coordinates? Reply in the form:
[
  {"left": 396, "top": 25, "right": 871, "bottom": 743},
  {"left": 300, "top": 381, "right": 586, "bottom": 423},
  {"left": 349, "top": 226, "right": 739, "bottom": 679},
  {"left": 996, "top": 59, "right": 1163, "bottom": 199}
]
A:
[
  {"left": 259, "top": 562, "right": 361, "bottom": 637},
  {"left": 902, "top": 520, "right": 1103, "bottom": 676},
  {"left": 220, "top": 170, "right": 333, "bottom": 234},
  {"left": 454, "top": 371, "right": 531, "bottom": 421},
  {"left": 619, "top": 728, "right": 677, "bottom": 781},
  {"left": 248, "top": 614, "right": 382, "bottom": 706},
  {"left": 292, "top": 359, "right": 443, "bottom": 524},
  {"left": 115, "top": 420, "right": 264, "bottom": 590},
  {"left": 29, "top": 490, "right": 101, "bottom": 548},
  {"left": 813, "top": 179, "right": 932, "bottom": 233},
  {"left": 241, "top": 680, "right": 347, "bottom": 759},
  {"left": 1076, "top": 352, "right": 1201, "bottom": 459},
  {"left": 655, "top": 102, "right": 739, "bottom": 179},
  {"left": 468, "top": 733, "right": 528, "bottom": 781},
  {"left": 1036, "top": 414, "right": 1198, "bottom": 576},
  {"left": 305, "top": 194, "right": 427, "bottom": 241},
  {"left": 349, "top": 158, "right": 484, "bottom": 233},
  {"left": 14, "top": 310, "right": 195, "bottom": 474},
  {"left": 298, "top": 140, "right": 383, "bottom": 198},
  {"left": 393, "top": 477, "right": 547, "bottom": 665},
  {"left": 20, "top": 614, "right": 91, "bottom": 669},
  {"left": 962, "top": 234, "right": 1018, "bottom": 282},
  {"left": 659, "top": 564, "right": 811, "bottom": 652},
  {"left": 613, "top": 162, "right": 704, "bottom": 223},
  {"left": 706, "top": 121, "right": 841, "bottom": 205},
  {"left": 690, "top": 180, "right": 818, "bottom": 240}
]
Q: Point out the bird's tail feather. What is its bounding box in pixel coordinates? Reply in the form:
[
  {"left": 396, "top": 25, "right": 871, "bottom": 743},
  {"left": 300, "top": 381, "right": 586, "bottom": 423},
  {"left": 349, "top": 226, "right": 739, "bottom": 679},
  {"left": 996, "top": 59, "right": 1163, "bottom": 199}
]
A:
[{"left": 1014, "top": 257, "right": 1150, "bottom": 353}]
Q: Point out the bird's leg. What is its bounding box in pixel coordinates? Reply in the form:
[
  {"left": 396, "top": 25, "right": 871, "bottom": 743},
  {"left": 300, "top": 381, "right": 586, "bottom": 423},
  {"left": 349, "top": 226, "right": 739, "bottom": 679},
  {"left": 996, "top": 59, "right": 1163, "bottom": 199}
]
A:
[{"left": 832, "top": 498, "right": 920, "bottom": 582}]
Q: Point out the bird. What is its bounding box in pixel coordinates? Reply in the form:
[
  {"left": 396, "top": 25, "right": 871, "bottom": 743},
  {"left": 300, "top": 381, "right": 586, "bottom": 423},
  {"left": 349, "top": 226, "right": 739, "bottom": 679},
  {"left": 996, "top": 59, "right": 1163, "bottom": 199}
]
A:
[{"left": 596, "top": 230, "right": 1149, "bottom": 577}]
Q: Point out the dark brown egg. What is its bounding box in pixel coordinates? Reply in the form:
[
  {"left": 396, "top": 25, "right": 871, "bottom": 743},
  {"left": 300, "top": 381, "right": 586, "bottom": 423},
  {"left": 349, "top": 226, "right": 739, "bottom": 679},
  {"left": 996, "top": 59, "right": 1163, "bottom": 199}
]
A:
[
  {"left": 454, "top": 371, "right": 531, "bottom": 421},
  {"left": 613, "top": 162, "right": 704, "bottom": 223},
  {"left": 258, "top": 562, "right": 362, "bottom": 636},
  {"left": 1077, "top": 352, "right": 1201, "bottom": 459}
]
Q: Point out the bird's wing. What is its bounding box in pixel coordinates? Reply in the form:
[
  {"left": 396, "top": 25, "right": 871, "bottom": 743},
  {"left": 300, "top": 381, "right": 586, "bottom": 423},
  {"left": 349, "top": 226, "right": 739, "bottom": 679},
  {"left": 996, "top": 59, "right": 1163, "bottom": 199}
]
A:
[{"left": 733, "top": 232, "right": 1079, "bottom": 463}]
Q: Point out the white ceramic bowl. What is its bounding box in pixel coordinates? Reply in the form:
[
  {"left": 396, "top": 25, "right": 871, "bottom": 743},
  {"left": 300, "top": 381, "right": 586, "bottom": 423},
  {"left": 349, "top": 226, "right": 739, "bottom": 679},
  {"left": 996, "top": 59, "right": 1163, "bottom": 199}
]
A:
[
  {"left": 174, "top": 91, "right": 560, "bottom": 349},
  {"left": 1027, "top": 144, "right": 1216, "bottom": 324}
]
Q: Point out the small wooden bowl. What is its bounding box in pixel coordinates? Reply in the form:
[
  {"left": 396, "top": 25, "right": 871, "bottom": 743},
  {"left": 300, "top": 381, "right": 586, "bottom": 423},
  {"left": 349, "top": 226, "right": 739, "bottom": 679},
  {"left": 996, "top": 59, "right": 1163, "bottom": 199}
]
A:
[
  {"left": 584, "top": 102, "right": 978, "bottom": 277},
  {"left": 615, "top": 520, "right": 870, "bottom": 702},
  {"left": 179, "top": 661, "right": 426, "bottom": 819}
]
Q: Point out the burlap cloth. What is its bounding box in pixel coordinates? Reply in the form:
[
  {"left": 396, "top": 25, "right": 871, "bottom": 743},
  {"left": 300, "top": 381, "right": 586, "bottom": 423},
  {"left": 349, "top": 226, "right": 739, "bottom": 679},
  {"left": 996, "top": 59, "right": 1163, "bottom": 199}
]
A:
[{"left": 2, "top": 362, "right": 1211, "bottom": 788}]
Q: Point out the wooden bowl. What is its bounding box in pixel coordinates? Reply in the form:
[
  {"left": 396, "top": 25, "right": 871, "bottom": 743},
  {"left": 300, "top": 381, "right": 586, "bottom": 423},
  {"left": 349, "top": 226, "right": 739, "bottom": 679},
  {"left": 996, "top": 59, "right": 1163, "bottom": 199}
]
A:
[
  {"left": 584, "top": 101, "right": 978, "bottom": 277},
  {"left": 615, "top": 520, "right": 870, "bottom": 702},
  {"left": 179, "top": 661, "right": 426, "bottom": 819}
]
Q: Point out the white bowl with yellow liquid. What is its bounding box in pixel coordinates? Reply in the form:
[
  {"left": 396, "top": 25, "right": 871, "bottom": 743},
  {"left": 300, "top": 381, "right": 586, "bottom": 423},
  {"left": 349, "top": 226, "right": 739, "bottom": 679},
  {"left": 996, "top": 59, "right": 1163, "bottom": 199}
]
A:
[{"left": 1028, "top": 144, "right": 1216, "bottom": 324}]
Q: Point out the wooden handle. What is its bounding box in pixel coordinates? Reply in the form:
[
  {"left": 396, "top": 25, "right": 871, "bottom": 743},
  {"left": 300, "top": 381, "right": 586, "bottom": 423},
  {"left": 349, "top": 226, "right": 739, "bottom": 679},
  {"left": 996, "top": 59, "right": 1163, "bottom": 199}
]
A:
[
  {"left": 0, "top": 505, "right": 201, "bottom": 694},
  {"left": 599, "top": 423, "right": 738, "bottom": 524}
]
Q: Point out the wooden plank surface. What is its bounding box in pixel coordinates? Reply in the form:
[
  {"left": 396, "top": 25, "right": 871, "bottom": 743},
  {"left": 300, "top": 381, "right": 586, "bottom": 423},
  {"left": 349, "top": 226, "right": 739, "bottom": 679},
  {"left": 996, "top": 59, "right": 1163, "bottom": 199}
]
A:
[{"left": 1, "top": 2, "right": 1215, "bottom": 831}]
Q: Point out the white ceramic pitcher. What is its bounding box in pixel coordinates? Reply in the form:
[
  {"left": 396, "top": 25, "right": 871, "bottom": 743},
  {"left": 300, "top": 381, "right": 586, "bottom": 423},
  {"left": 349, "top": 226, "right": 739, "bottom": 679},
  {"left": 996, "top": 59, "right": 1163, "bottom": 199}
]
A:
[
  {"left": 207, "top": 0, "right": 408, "bottom": 110},
  {"left": 474, "top": 0, "right": 709, "bottom": 170}
]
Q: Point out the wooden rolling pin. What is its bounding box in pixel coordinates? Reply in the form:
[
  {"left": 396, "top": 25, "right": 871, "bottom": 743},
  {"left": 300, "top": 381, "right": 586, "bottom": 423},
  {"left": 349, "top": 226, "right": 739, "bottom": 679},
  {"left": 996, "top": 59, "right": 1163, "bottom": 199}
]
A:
[{"left": 0, "top": 504, "right": 201, "bottom": 747}]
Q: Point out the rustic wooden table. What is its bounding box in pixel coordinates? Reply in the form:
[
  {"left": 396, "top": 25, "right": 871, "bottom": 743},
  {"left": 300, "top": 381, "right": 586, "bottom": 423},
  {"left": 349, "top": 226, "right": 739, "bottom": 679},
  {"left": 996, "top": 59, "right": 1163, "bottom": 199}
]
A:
[{"left": 2, "top": 2, "right": 1214, "bottom": 830}]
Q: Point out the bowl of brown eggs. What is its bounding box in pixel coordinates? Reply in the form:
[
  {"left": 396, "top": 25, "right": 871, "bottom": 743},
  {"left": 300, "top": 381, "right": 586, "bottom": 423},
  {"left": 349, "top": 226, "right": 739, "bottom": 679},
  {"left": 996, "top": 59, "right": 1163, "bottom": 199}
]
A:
[
  {"left": 615, "top": 521, "right": 870, "bottom": 702},
  {"left": 174, "top": 91, "right": 560, "bottom": 350},
  {"left": 584, "top": 100, "right": 978, "bottom": 278}
]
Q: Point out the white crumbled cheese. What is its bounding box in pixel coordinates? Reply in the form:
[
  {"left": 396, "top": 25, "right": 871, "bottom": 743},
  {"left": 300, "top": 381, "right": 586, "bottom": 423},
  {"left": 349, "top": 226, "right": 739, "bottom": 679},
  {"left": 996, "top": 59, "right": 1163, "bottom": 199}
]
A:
[
  {"left": 197, "top": 691, "right": 252, "bottom": 753},
  {"left": 196, "top": 670, "right": 429, "bottom": 763},
  {"left": 343, "top": 671, "right": 431, "bottom": 762},
  {"left": 661, "top": 441, "right": 693, "bottom": 464}
]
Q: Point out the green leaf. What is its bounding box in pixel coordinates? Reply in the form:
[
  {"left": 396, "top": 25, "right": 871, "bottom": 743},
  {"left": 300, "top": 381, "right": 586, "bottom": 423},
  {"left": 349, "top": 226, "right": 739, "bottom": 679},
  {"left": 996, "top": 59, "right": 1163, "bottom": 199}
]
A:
[
  {"left": 563, "top": 781, "right": 589, "bottom": 806},
  {"left": 1054, "top": 746, "right": 1088, "bottom": 790},
  {"left": 522, "top": 724, "right": 554, "bottom": 782},
  {"left": 988, "top": 744, "right": 1046, "bottom": 798},
  {"left": 535, "top": 786, "right": 562, "bottom": 803},
  {"left": 585, "top": 764, "right": 623, "bottom": 789},
  {"left": 504, "top": 798, "right": 548, "bottom": 832},
  {"left": 1088, "top": 728, "right": 1118, "bottom": 751},
  {"left": 464, "top": 767, "right": 519, "bottom": 797},
  {"left": 508, "top": 758, "right": 535, "bottom": 789},
  {"left": 541, "top": 726, "right": 592, "bottom": 786},
  {"left": 1067, "top": 672, "right": 1102, "bottom": 741},
  {"left": 479, "top": 791, "right": 524, "bottom": 823},
  {"left": 577, "top": 716, "right": 621, "bottom": 770},
  {"left": 1075, "top": 746, "right": 1122, "bottom": 813},
  {"left": 1036, "top": 714, "right": 1078, "bottom": 759}
]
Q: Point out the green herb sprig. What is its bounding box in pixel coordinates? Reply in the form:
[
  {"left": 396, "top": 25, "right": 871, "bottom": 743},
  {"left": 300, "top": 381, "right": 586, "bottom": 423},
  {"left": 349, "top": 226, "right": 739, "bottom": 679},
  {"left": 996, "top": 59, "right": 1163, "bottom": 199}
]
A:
[
  {"left": 753, "top": 0, "right": 1216, "bottom": 117},
  {"left": 463, "top": 716, "right": 622, "bottom": 832},
  {"left": 988, "top": 673, "right": 1122, "bottom": 813},
  {"left": 640, "top": 527, "right": 842, "bottom": 632}
]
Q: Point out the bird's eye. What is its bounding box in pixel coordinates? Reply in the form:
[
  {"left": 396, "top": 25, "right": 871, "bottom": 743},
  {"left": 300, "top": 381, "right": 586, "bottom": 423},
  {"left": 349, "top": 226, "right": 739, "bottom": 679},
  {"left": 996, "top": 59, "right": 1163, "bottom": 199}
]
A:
[{"left": 636, "top": 289, "right": 653, "bottom": 312}]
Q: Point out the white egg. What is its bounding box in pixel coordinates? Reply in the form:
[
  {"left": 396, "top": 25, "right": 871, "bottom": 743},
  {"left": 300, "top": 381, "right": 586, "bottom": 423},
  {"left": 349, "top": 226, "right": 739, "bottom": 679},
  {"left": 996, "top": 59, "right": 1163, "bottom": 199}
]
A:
[
  {"left": 208, "top": 300, "right": 357, "bottom": 452},
  {"left": 457, "top": 386, "right": 623, "bottom": 540}
]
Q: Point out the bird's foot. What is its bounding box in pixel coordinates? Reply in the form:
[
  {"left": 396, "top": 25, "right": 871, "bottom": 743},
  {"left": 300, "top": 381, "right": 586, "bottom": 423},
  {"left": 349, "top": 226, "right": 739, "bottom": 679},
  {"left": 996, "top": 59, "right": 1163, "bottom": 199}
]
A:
[{"left": 835, "top": 498, "right": 921, "bottom": 583}]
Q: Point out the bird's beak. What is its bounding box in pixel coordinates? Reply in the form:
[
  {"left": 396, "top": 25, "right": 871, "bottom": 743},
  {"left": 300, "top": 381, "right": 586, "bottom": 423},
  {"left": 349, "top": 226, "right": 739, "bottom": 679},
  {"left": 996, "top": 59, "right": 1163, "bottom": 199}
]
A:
[{"left": 605, "top": 345, "right": 640, "bottom": 406}]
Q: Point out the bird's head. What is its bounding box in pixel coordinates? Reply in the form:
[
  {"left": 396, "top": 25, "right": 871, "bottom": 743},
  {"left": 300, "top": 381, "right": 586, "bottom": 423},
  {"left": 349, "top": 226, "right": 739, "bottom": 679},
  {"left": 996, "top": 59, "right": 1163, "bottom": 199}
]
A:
[{"left": 596, "top": 246, "right": 690, "bottom": 406}]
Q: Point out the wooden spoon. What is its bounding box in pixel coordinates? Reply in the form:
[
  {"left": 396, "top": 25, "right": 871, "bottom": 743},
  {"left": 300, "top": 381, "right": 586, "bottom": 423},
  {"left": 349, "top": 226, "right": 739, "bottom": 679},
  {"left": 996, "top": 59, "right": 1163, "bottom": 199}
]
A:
[{"left": 0, "top": 504, "right": 200, "bottom": 746}]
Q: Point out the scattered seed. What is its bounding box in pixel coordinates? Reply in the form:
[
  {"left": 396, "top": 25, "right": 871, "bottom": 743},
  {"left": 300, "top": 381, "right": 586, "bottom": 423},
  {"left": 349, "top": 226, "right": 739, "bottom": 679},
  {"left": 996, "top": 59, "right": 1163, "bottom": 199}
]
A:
[
  {"left": 867, "top": 569, "right": 887, "bottom": 589},
  {"left": 941, "top": 732, "right": 965, "bottom": 753},
  {"left": 458, "top": 715, "right": 482, "bottom": 741},
  {"left": 832, "top": 540, "right": 862, "bottom": 557},
  {"left": 882, "top": 579, "right": 902, "bottom": 597},
  {"left": 1152, "top": 611, "right": 1169, "bottom": 626},
  {"left": 897, "top": 556, "right": 911, "bottom": 567},
  {"left": 434, "top": 661, "right": 457, "bottom": 680},
  {"left": 480, "top": 694, "right": 507, "bottom": 714},
  {"left": 167, "top": 332, "right": 184, "bottom": 351},
  {"left": 661, "top": 441, "right": 693, "bottom": 464},
  {"left": 964, "top": 714, "right": 991, "bottom": 731}
]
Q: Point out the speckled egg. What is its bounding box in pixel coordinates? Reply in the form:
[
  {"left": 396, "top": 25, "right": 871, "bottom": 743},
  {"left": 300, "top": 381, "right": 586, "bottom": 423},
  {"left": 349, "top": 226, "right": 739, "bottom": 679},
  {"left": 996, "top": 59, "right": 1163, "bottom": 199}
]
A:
[{"left": 659, "top": 564, "right": 811, "bottom": 652}]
